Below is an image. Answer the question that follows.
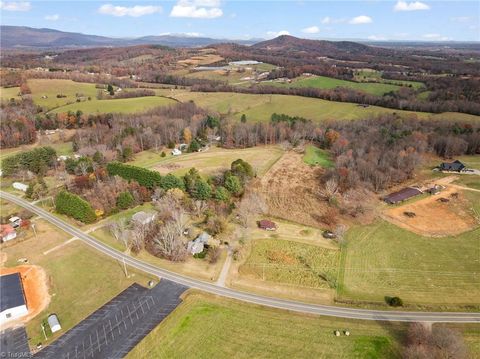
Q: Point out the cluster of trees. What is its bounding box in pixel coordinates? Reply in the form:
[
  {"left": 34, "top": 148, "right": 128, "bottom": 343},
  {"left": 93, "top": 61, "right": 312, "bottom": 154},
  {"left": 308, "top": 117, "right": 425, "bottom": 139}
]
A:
[
  {"left": 1, "top": 146, "right": 57, "bottom": 177},
  {"left": 107, "top": 162, "right": 162, "bottom": 189},
  {"left": 55, "top": 190, "right": 96, "bottom": 223},
  {"left": 0, "top": 98, "right": 38, "bottom": 148}
]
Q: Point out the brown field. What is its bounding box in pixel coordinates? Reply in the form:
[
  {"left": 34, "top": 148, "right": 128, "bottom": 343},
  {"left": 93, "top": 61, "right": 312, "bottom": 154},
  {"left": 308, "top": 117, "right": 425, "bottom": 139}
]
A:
[
  {"left": 0, "top": 265, "right": 50, "bottom": 328},
  {"left": 258, "top": 152, "right": 325, "bottom": 228},
  {"left": 383, "top": 185, "right": 478, "bottom": 237}
]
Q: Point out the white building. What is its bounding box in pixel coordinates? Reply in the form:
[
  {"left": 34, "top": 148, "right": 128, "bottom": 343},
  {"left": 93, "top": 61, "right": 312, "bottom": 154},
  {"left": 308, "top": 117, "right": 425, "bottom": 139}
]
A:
[
  {"left": 8, "top": 216, "right": 22, "bottom": 229},
  {"left": 48, "top": 314, "right": 62, "bottom": 333},
  {"left": 131, "top": 211, "right": 156, "bottom": 226},
  {"left": 171, "top": 149, "right": 182, "bottom": 156},
  {"left": 0, "top": 224, "right": 17, "bottom": 242},
  {"left": 12, "top": 182, "right": 28, "bottom": 192},
  {"left": 0, "top": 273, "right": 28, "bottom": 325}
]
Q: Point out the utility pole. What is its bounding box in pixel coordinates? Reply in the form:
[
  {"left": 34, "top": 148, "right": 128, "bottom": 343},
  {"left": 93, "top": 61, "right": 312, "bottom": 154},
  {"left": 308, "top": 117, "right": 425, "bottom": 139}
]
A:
[
  {"left": 41, "top": 323, "right": 47, "bottom": 340},
  {"left": 122, "top": 258, "right": 129, "bottom": 278}
]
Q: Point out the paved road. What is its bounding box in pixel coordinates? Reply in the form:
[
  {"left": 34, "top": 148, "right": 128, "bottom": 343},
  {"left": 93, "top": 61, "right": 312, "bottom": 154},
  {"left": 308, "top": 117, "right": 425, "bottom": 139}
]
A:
[{"left": 2, "top": 190, "right": 480, "bottom": 323}]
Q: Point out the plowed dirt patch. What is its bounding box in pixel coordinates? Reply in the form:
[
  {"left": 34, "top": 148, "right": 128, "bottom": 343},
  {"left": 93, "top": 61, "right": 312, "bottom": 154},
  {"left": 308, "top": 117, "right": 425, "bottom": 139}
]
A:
[
  {"left": 0, "top": 265, "right": 50, "bottom": 327},
  {"left": 383, "top": 187, "right": 478, "bottom": 237}
]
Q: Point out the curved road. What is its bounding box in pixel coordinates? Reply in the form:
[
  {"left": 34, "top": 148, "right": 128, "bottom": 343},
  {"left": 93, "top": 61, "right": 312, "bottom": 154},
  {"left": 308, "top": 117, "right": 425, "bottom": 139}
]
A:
[{"left": 2, "top": 190, "right": 479, "bottom": 323}]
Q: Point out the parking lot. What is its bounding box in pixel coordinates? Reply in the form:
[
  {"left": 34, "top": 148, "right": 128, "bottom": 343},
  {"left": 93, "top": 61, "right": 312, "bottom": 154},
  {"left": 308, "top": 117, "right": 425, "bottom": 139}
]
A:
[
  {"left": 33, "top": 279, "right": 188, "bottom": 359},
  {"left": 0, "top": 326, "right": 31, "bottom": 358}
]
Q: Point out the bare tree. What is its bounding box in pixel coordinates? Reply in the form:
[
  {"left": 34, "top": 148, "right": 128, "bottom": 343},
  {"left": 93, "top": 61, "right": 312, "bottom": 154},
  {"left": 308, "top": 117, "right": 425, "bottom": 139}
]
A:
[
  {"left": 237, "top": 191, "right": 268, "bottom": 228},
  {"left": 109, "top": 218, "right": 129, "bottom": 251},
  {"left": 151, "top": 222, "right": 187, "bottom": 262},
  {"left": 318, "top": 178, "right": 339, "bottom": 204}
]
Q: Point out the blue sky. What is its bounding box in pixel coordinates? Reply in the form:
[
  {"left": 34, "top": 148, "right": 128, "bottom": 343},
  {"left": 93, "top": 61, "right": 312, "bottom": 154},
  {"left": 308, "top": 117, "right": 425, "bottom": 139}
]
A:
[{"left": 1, "top": 1, "right": 479, "bottom": 41}]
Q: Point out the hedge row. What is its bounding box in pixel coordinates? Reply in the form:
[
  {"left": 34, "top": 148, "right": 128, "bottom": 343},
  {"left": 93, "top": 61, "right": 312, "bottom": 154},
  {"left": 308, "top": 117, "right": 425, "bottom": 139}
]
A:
[
  {"left": 106, "top": 162, "right": 162, "bottom": 189},
  {"left": 55, "top": 190, "right": 96, "bottom": 223}
]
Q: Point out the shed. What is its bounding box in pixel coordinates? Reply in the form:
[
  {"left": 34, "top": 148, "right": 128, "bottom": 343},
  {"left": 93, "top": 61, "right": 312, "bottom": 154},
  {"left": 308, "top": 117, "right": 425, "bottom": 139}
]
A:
[
  {"left": 9, "top": 216, "right": 22, "bottom": 228},
  {"left": 171, "top": 148, "right": 182, "bottom": 156},
  {"left": 384, "top": 187, "right": 422, "bottom": 204},
  {"left": 258, "top": 220, "right": 277, "bottom": 231},
  {"left": 12, "top": 182, "right": 28, "bottom": 192},
  {"left": 48, "top": 314, "right": 62, "bottom": 333},
  {"left": 0, "top": 273, "right": 28, "bottom": 325}
]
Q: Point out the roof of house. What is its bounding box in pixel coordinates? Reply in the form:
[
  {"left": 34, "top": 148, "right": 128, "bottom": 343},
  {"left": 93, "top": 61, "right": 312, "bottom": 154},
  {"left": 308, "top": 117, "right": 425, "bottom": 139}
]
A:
[
  {"left": 258, "top": 220, "right": 277, "bottom": 229},
  {"left": 196, "top": 232, "right": 210, "bottom": 243},
  {"left": 384, "top": 187, "right": 422, "bottom": 204},
  {"left": 187, "top": 240, "right": 204, "bottom": 255},
  {"left": 0, "top": 224, "right": 15, "bottom": 237},
  {"left": 440, "top": 160, "right": 465, "bottom": 171},
  {"left": 0, "top": 273, "right": 26, "bottom": 312},
  {"left": 132, "top": 211, "right": 156, "bottom": 223},
  {"left": 9, "top": 216, "right": 21, "bottom": 223}
]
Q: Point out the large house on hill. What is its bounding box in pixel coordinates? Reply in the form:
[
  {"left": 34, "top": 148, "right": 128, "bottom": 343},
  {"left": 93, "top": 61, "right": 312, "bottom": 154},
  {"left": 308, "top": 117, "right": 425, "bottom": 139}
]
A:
[{"left": 439, "top": 160, "right": 466, "bottom": 173}]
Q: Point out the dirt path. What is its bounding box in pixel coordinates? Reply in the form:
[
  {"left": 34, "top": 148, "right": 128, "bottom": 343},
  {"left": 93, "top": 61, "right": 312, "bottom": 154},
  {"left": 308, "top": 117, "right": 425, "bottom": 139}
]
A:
[
  {"left": 0, "top": 265, "right": 50, "bottom": 329},
  {"left": 216, "top": 248, "right": 232, "bottom": 287}
]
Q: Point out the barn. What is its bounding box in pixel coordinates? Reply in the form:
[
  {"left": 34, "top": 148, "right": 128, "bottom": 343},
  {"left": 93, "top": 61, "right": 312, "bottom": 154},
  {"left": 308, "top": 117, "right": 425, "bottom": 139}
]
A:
[
  {"left": 384, "top": 187, "right": 422, "bottom": 204},
  {"left": 0, "top": 273, "right": 28, "bottom": 325}
]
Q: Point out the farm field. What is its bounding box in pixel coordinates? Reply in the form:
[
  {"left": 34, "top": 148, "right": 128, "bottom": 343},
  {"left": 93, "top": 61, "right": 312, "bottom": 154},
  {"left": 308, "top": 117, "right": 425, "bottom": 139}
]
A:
[
  {"left": 303, "top": 145, "right": 333, "bottom": 167},
  {"left": 126, "top": 292, "right": 405, "bottom": 359},
  {"left": 238, "top": 238, "right": 339, "bottom": 289},
  {"left": 1, "top": 218, "right": 152, "bottom": 347},
  {"left": 266, "top": 75, "right": 404, "bottom": 96},
  {"left": 353, "top": 69, "right": 424, "bottom": 90},
  {"left": 27, "top": 79, "right": 98, "bottom": 110},
  {"left": 166, "top": 90, "right": 480, "bottom": 123},
  {"left": 148, "top": 146, "right": 284, "bottom": 177},
  {"left": 339, "top": 220, "right": 480, "bottom": 307},
  {"left": 50, "top": 95, "right": 176, "bottom": 115}
]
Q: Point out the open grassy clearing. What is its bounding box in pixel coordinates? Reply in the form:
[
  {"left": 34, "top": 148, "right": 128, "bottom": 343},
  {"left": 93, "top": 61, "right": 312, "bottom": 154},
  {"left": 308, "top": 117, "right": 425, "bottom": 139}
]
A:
[
  {"left": 239, "top": 238, "right": 339, "bottom": 289},
  {"left": 353, "top": 69, "right": 424, "bottom": 90},
  {"left": 267, "top": 75, "right": 404, "bottom": 96},
  {"left": 338, "top": 220, "right": 480, "bottom": 307},
  {"left": 127, "top": 292, "right": 405, "bottom": 359},
  {"left": 148, "top": 146, "right": 284, "bottom": 177},
  {"left": 1, "top": 219, "right": 152, "bottom": 347},
  {"left": 0, "top": 86, "right": 21, "bottom": 100},
  {"left": 50, "top": 95, "right": 176, "bottom": 115},
  {"left": 166, "top": 90, "right": 479, "bottom": 123},
  {"left": 27, "top": 79, "right": 98, "bottom": 110},
  {"left": 303, "top": 145, "right": 334, "bottom": 167}
]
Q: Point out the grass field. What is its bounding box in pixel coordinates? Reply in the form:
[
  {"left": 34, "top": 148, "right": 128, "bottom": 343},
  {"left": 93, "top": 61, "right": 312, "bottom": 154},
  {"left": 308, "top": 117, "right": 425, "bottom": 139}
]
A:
[
  {"left": 239, "top": 238, "right": 339, "bottom": 289},
  {"left": 268, "top": 75, "right": 404, "bottom": 96},
  {"left": 27, "top": 79, "right": 98, "bottom": 110},
  {"left": 353, "top": 70, "right": 424, "bottom": 90},
  {"left": 50, "top": 96, "right": 176, "bottom": 115},
  {"left": 338, "top": 220, "right": 480, "bottom": 307},
  {"left": 126, "top": 292, "right": 405, "bottom": 359},
  {"left": 0, "top": 86, "right": 21, "bottom": 100},
  {"left": 138, "top": 146, "right": 284, "bottom": 177},
  {"left": 303, "top": 145, "right": 334, "bottom": 167},
  {"left": 166, "top": 90, "right": 480, "bottom": 123},
  {"left": 2, "top": 219, "right": 152, "bottom": 347}
]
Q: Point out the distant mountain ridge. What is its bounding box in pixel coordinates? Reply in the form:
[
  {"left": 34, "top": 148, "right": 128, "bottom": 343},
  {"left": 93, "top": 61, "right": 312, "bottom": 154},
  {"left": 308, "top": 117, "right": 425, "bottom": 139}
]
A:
[{"left": 0, "top": 26, "right": 259, "bottom": 49}]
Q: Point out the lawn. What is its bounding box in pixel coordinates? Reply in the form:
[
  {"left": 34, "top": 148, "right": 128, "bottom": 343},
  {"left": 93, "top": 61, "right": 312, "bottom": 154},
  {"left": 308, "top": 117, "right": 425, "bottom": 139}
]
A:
[
  {"left": 353, "top": 69, "right": 424, "bottom": 90},
  {"left": 303, "top": 145, "right": 334, "bottom": 167},
  {"left": 239, "top": 238, "right": 340, "bottom": 289},
  {"left": 0, "top": 86, "right": 21, "bottom": 100},
  {"left": 126, "top": 292, "right": 404, "bottom": 359},
  {"left": 50, "top": 96, "right": 176, "bottom": 115},
  {"left": 145, "top": 146, "right": 284, "bottom": 177},
  {"left": 338, "top": 220, "right": 480, "bottom": 307},
  {"left": 2, "top": 220, "right": 152, "bottom": 347},
  {"left": 27, "top": 79, "right": 98, "bottom": 110},
  {"left": 268, "top": 75, "right": 404, "bottom": 96}
]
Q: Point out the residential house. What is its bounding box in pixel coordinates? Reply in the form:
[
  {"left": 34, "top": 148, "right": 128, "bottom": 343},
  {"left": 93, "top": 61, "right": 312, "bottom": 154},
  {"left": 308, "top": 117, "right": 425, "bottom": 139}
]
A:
[
  {"left": 131, "top": 211, "right": 156, "bottom": 226},
  {"left": 12, "top": 182, "right": 28, "bottom": 192},
  {"left": 439, "top": 160, "right": 466, "bottom": 173},
  {"left": 0, "top": 225, "right": 17, "bottom": 242},
  {"left": 9, "top": 216, "right": 22, "bottom": 229},
  {"left": 187, "top": 232, "right": 211, "bottom": 255}
]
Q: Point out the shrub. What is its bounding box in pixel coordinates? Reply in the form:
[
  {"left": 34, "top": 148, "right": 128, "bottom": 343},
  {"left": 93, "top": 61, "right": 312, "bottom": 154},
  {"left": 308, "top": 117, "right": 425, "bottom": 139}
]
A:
[
  {"left": 386, "top": 296, "right": 403, "bottom": 307},
  {"left": 161, "top": 174, "right": 185, "bottom": 191},
  {"left": 107, "top": 162, "right": 162, "bottom": 189},
  {"left": 116, "top": 191, "right": 134, "bottom": 209},
  {"left": 193, "top": 180, "right": 212, "bottom": 200},
  {"left": 224, "top": 175, "right": 243, "bottom": 196},
  {"left": 160, "top": 151, "right": 166, "bottom": 157},
  {"left": 55, "top": 190, "right": 96, "bottom": 223},
  {"left": 188, "top": 138, "right": 200, "bottom": 153},
  {"left": 214, "top": 186, "right": 230, "bottom": 202}
]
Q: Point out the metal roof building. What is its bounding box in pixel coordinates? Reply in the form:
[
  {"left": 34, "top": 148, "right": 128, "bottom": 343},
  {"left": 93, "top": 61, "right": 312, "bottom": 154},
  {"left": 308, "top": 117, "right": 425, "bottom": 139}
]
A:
[{"left": 0, "top": 273, "right": 28, "bottom": 325}]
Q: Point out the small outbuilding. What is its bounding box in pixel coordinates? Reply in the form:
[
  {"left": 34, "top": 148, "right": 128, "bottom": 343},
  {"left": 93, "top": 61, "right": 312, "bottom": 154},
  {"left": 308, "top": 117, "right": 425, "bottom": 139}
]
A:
[
  {"left": 9, "top": 216, "right": 22, "bottom": 228},
  {"left": 47, "top": 314, "right": 62, "bottom": 333},
  {"left": 171, "top": 149, "right": 182, "bottom": 156},
  {"left": 258, "top": 220, "right": 277, "bottom": 231},
  {"left": 439, "top": 160, "right": 465, "bottom": 173},
  {"left": 12, "top": 182, "right": 28, "bottom": 192},
  {"left": 384, "top": 187, "right": 422, "bottom": 204}
]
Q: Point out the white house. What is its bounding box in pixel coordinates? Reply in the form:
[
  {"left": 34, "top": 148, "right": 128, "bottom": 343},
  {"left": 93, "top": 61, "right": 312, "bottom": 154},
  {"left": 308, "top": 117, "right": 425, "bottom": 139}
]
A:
[
  {"left": 9, "top": 216, "right": 22, "bottom": 229},
  {"left": 171, "top": 149, "right": 182, "bottom": 156},
  {"left": 12, "top": 182, "right": 28, "bottom": 192},
  {"left": 187, "top": 232, "right": 211, "bottom": 255},
  {"left": 48, "top": 314, "right": 62, "bottom": 333},
  {"left": 0, "top": 273, "right": 28, "bottom": 325},
  {"left": 0, "top": 224, "right": 17, "bottom": 242},
  {"left": 131, "top": 211, "right": 156, "bottom": 226}
]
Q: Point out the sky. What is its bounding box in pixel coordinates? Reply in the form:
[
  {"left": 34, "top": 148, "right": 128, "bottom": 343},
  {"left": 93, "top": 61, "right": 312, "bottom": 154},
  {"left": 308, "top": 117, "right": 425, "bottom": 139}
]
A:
[{"left": 1, "top": 0, "right": 479, "bottom": 41}]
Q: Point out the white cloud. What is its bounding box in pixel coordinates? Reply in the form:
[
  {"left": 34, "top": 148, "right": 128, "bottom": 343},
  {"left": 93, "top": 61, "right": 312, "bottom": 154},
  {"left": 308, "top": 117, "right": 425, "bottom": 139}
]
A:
[
  {"left": 44, "top": 14, "right": 59, "bottom": 21},
  {"left": 394, "top": 1, "right": 430, "bottom": 12},
  {"left": 422, "top": 33, "right": 451, "bottom": 41},
  {"left": 321, "top": 16, "right": 346, "bottom": 25},
  {"left": 170, "top": 0, "right": 223, "bottom": 19},
  {"left": 98, "top": 4, "right": 162, "bottom": 17},
  {"left": 450, "top": 16, "right": 472, "bottom": 23},
  {"left": 367, "top": 35, "right": 387, "bottom": 41},
  {"left": 321, "top": 16, "right": 331, "bottom": 24},
  {"left": 349, "top": 15, "right": 372, "bottom": 25},
  {"left": 266, "top": 30, "right": 290, "bottom": 38},
  {"left": 0, "top": 1, "right": 31, "bottom": 11},
  {"left": 302, "top": 26, "right": 319, "bottom": 34}
]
